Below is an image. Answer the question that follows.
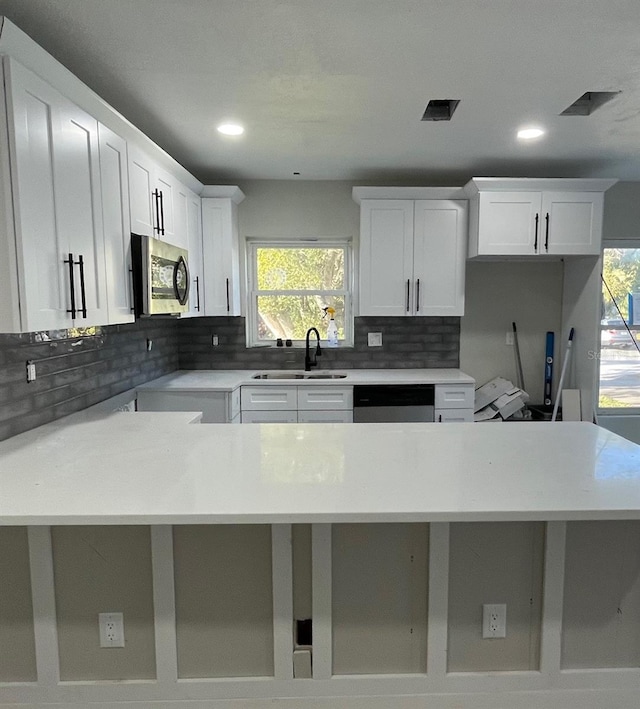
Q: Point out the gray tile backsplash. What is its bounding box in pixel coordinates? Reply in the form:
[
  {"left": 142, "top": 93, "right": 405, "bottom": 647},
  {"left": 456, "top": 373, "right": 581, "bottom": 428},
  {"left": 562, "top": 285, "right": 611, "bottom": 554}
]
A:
[
  {"left": 0, "top": 315, "right": 459, "bottom": 441},
  {"left": 179, "top": 316, "right": 460, "bottom": 370},
  {"left": 0, "top": 319, "right": 180, "bottom": 441}
]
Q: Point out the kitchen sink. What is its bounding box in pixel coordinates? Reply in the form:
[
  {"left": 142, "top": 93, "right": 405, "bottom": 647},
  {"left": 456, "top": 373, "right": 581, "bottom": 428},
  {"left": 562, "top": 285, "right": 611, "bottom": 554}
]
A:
[{"left": 252, "top": 372, "right": 347, "bottom": 380}]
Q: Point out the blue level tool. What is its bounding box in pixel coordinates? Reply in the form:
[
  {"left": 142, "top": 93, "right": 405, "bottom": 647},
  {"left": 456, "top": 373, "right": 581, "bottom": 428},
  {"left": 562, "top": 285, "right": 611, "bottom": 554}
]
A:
[{"left": 544, "top": 331, "right": 555, "bottom": 406}]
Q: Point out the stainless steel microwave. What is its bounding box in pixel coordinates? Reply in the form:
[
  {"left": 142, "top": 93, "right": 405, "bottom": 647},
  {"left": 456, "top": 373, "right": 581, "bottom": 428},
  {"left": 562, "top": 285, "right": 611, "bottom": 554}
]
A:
[{"left": 131, "top": 234, "right": 190, "bottom": 316}]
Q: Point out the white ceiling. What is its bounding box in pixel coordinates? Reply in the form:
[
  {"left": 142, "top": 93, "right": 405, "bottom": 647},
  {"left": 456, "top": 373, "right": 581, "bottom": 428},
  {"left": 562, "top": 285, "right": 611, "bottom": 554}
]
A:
[{"left": 2, "top": 0, "right": 640, "bottom": 184}]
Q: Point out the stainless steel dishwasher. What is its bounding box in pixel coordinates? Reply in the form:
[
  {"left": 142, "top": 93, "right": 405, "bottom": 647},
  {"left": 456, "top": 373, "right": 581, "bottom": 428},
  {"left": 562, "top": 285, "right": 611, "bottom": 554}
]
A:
[{"left": 352, "top": 384, "right": 435, "bottom": 422}]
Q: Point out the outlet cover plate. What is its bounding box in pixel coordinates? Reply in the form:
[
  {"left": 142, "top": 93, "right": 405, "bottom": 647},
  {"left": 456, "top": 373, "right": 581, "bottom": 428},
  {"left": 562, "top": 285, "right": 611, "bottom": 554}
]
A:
[
  {"left": 482, "top": 603, "right": 506, "bottom": 638},
  {"left": 368, "top": 332, "right": 383, "bottom": 347},
  {"left": 99, "top": 612, "right": 125, "bottom": 648}
]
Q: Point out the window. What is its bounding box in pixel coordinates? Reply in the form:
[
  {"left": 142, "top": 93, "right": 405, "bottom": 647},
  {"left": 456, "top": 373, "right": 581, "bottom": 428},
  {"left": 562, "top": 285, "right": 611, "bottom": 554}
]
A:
[
  {"left": 598, "top": 247, "right": 640, "bottom": 411},
  {"left": 247, "top": 240, "right": 352, "bottom": 346}
]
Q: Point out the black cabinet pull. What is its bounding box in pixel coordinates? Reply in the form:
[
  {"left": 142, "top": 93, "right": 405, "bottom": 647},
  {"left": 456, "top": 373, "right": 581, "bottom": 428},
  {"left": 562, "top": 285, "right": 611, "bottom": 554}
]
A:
[
  {"left": 534, "top": 213, "right": 539, "bottom": 252},
  {"left": 195, "top": 276, "right": 201, "bottom": 312},
  {"left": 416, "top": 278, "right": 420, "bottom": 312},
  {"left": 64, "top": 253, "right": 77, "bottom": 319},
  {"left": 152, "top": 189, "right": 161, "bottom": 234},
  {"left": 129, "top": 267, "right": 135, "bottom": 312},
  {"left": 159, "top": 190, "right": 165, "bottom": 236},
  {"left": 226, "top": 277, "right": 230, "bottom": 312},
  {"left": 439, "top": 414, "right": 442, "bottom": 423},
  {"left": 545, "top": 212, "right": 550, "bottom": 252},
  {"left": 406, "top": 279, "right": 410, "bottom": 312},
  {"left": 77, "top": 254, "right": 87, "bottom": 318}
]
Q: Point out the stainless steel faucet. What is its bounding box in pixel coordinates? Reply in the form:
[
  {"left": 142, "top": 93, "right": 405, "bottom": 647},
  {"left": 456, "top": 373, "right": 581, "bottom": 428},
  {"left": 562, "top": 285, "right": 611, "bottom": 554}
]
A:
[{"left": 304, "top": 327, "right": 322, "bottom": 371}]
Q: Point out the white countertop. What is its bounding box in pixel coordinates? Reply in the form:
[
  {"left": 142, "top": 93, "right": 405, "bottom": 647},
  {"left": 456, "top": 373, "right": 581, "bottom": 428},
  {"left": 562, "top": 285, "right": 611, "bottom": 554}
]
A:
[
  {"left": 1, "top": 413, "right": 640, "bottom": 525},
  {"left": 136, "top": 368, "right": 476, "bottom": 392}
]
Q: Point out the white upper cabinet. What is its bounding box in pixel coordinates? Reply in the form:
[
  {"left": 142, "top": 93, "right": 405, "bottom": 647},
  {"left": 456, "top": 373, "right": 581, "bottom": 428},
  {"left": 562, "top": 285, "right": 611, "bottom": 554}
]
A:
[
  {"left": 466, "top": 179, "right": 617, "bottom": 258},
  {"left": 98, "top": 124, "right": 134, "bottom": 324},
  {"left": 1, "top": 58, "right": 108, "bottom": 332},
  {"left": 201, "top": 187, "right": 245, "bottom": 317},
  {"left": 359, "top": 200, "right": 414, "bottom": 317},
  {"left": 184, "top": 190, "right": 204, "bottom": 318},
  {"left": 356, "top": 189, "right": 467, "bottom": 317},
  {"left": 128, "top": 144, "right": 188, "bottom": 249}
]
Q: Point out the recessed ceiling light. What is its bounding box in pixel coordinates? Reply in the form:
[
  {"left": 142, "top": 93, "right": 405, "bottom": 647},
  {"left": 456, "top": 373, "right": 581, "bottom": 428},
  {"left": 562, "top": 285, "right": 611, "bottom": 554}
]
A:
[
  {"left": 217, "top": 123, "right": 244, "bottom": 136},
  {"left": 517, "top": 127, "right": 545, "bottom": 140}
]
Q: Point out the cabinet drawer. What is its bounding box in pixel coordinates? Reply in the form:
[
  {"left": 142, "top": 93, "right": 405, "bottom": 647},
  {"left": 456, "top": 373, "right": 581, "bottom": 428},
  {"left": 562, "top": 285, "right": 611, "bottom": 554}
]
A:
[
  {"left": 241, "top": 410, "right": 298, "bottom": 424},
  {"left": 241, "top": 386, "right": 298, "bottom": 411},
  {"left": 435, "top": 408, "right": 474, "bottom": 423},
  {"left": 228, "top": 387, "right": 241, "bottom": 420},
  {"left": 297, "top": 386, "right": 353, "bottom": 411},
  {"left": 298, "top": 409, "right": 353, "bottom": 423},
  {"left": 434, "top": 384, "right": 474, "bottom": 409}
]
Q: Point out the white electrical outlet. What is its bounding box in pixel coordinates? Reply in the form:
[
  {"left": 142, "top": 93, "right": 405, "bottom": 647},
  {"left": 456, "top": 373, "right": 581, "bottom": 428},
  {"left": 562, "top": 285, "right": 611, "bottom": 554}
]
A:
[
  {"left": 505, "top": 331, "right": 514, "bottom": 346},
  {"left": 212, "top": 334, "right": 219, "bottom": 346},
  {"left": 482, "top": 603, "right": 506, "bottom": 638},
  {"left": 367, "top": 332, "right": 383, "bottom": 347},
  {"left": 26, "top": 361, "right": 36, "bottom": 382},
  {"left": 99, "top": 612, "right": 125, "bottom": 648}
]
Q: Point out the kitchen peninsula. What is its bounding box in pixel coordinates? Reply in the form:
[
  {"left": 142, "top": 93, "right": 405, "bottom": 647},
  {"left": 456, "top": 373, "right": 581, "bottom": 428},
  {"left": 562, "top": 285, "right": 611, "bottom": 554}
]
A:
[{"left": 1, "top": 412, "right": 640, "bottom": 709}]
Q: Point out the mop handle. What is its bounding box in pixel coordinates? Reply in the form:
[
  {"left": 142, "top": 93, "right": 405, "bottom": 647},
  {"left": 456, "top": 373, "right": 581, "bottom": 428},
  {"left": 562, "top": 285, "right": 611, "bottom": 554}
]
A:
[{"left": 551, "top": 328, "right": 575, "bottom": 422}]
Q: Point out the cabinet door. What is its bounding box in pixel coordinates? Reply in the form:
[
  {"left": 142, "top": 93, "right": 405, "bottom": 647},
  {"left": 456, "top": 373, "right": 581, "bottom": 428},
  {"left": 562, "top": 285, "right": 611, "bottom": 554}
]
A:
[
  {"left": 359, "top": 200, "right": 414, "bottom": 316},
  {"left": 98, "top": 124, "right": 134, "bottom": 324},
  {"left": 434, "top": 384, "right": 474, "bottom": 409},
  {"left": 542, "top": 191, "right": 604, "bottom": 255},
  {"left": 297, "top": 386, "right": 353, "bottom": 410},
  {"left": 435, "top": 409, "right": 474, "bottom": 423},
  {"left": 241, "top": 410, "right": 298, "bottom": 423},
  {"left": 56, "top": 100, "right": 108, "bottom": 326},
  {"left": 184, "top": 190, "right": 204, "bottom": 317},
  {"left": 476, "top": 192, "right": 542, "bottom": 255},
  {"left": 241, "top": 386, "right": 298, "bottom": 411},
  {"left": 298, "top": 410, "right": 353, "bottom": 423},
  {"left": 5, "top": 59, "right": 73, "bottom": 331},
  {"left": 413, "top": 200, "right": 467, "bottom": 316},
  {"left": 201, "top": 198, "right": 241, "bottom": 316},
  {"left": 156, "top": 168, "right": 177, "bottom": 245},
  {"left": 128, "top": 145, "right": 156, "bottom": 237}
]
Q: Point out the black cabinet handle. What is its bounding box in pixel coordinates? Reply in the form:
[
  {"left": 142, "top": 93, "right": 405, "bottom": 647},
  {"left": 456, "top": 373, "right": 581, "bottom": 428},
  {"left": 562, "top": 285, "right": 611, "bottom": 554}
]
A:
[
  {"left": 226, "top": 278, "right": 230, "bottom": 312},
  {"left": 416, "top": 278, "right": 420, "bottom": 312},
  {"left": 159, "top": 190, "right": 165, "bottom": 236},
  {"left": 195, "top": 276, "right": 201, "bottom": 312},
  {"left": 64, "top": 253, "right": 77, "bottom": 319},
  {"left": 152, "top": 189, "right": 161, "bottom": 234},
  {"left": 534, "top": 213, "right": 539, "bottom": 252},
  {"left": 406, "top": 279, "right": 410, "bottom": 312},
  {"left": 77, "top": 254, "right": 87, "bottom": 318},
  {"left": 129, "top": 267, "right": 135, "bottom": 312},
  {"left": 439, "top": 414, "right": 442, "bottom": 423},
  {"left": 545, "top": 212, "right": 550, "bottom": 252}
]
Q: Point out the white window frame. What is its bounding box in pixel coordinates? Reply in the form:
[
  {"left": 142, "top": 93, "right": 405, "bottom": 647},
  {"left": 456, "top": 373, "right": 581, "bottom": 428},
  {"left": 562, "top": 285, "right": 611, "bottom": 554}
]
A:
[
  {"left": 597, "top": 242, "right": 640, "bottom": 415},
  {"left": 246, "top": 238, "right": 353, "bottom": 347}
]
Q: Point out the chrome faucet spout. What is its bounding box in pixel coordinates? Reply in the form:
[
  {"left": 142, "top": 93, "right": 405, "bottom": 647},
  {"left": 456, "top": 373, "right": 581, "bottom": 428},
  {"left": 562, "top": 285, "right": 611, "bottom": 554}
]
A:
[{"left": 304, "top": 327, "right": 322, "bottom": 371}]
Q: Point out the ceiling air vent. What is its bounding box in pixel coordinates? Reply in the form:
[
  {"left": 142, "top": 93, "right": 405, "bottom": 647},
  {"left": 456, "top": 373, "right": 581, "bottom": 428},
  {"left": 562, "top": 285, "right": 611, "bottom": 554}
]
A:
[
  {"left": 421, "top": 99, "right": 460, "bottom": 121},
  {"left": 560, "top": 91, "right": 620, "bottom": 116}
]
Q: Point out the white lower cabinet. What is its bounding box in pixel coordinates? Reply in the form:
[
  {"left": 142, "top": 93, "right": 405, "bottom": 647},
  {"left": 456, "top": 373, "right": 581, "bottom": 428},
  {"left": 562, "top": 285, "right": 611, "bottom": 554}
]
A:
[
  {"left": 434, "top": 384, "right": 474, "bottom": 422},
  {"left": 241, "top": 410, "right": 299, "bottom": 424},
  {"left": 298, "top": 410, "right": 353, "bottom": 423},
  {"left": 241, "top": 385, "right": 353, "bottom": 423},
  {"left": 136, "top": 388, "right": 240, "bottom": 423}
]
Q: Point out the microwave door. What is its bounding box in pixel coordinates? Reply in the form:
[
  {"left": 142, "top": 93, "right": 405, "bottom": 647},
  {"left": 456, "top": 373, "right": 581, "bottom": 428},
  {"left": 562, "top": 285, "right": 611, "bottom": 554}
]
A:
[{"left": 173, "top": 255, "right": 190, "bottom": 305}]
